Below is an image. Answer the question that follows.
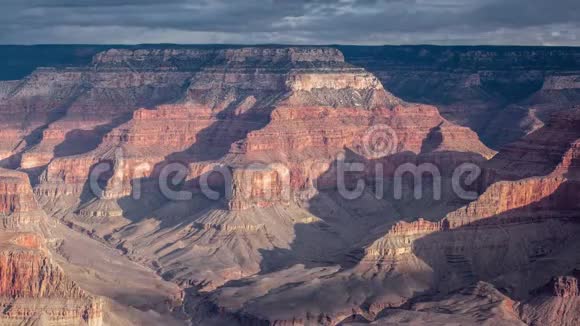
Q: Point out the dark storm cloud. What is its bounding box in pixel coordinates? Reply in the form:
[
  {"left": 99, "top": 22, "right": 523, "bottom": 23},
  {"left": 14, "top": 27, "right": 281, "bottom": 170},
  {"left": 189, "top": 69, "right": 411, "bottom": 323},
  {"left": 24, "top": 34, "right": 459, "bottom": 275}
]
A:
[
  {"left": 473, "top": 0, "right": 580, "bottom": 28},
  {"left": 0, "top": 0, "right": 578, "bottom": 45}
]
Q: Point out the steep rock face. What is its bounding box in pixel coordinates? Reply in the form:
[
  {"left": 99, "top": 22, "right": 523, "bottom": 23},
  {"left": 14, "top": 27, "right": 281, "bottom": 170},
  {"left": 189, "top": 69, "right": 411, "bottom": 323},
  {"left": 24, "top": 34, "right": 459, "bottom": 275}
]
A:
[
  {"left": 92, "top": 47, "right": 346, "bottom": 68},
  {"left": 550, "top": 275, "right": 580, "bottom": 298},
  {"left": 0, "top": 59, "right": 192, "bottom": 169},
  {"left": 0, "top": 168, "right": 47, "bottom": 230},
  {"left": 0, "top": 232, "right": 103, "bottom": 325},
  {"left": 228, "top": 166, "right": 291, "bottom": 211},
  {"left": 364, "top": 109, "right": 580, "bottom": 260},
  {"left": 220, "top": 109, "right": 578, "bottom": 325},
  {"left": 317, "top": 110, "right": 580, "bottom": 323},
  {"left": 3, "top": 45, "right": 580, "bottom": 150},
  {"left": 446, "top": 109, "right": 580, "bottom": 225},
  {"left": 341, "top": 46, "right": 580, "bottom": 148},
  {"left": 0, "top": 69, "right": 87, "bottom": 168},
  {"left": 30, "top": 47, "right": 492, "bottom": 210},
  {"left": 238, "top": 104, "right": 493, "bottom": 207}
]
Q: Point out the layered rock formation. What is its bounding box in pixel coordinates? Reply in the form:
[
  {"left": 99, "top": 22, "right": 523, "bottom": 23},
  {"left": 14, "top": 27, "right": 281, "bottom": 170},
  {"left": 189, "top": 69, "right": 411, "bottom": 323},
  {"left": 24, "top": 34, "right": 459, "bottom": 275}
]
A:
[
  {"left": 341, "top": 45, "right": 580, "bottom": 148},
  {"left": 28, "top": 47, "right": 491, "bottom": 211},
  {"left": 0, "top": 168, "right": 108, "bottom": 325},
  {"left": 364, "top": 109, "right": 580, "bottom": 253},
  {"left": 0, "top": 168, "right": 48, "bottom": 230},
  {"left": 0, "top": 52, "right": 192, "bottom": 171},
  {"left": 25, "top": 48, "right": 495, "bottom": 295},
  {"left": 191, "top": 109, "right": 580, "bottom": 325},
  {"left": 0, "top": 231, "right": 103, "bottom": 325},
  {"left": 3, "top": 45, "right": 580, "bottom": 150},
  {"left": 446, "top": 109, "right": 580, "bottom": 225},
  {"left": 1, "top": 45, "right": 579, "bottom": 325}
]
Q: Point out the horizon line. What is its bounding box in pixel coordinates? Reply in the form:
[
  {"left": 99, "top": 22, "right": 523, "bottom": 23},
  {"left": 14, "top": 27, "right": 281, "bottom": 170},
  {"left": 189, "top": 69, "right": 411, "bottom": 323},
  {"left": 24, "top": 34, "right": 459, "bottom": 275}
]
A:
[{"left": 1, "top": 43, "right": 580, "bottom": 49}]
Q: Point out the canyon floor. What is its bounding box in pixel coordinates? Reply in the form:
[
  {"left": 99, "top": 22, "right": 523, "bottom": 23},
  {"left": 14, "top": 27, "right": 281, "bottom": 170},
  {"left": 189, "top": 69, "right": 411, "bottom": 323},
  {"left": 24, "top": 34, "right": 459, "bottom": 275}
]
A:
[{"left": 0, "top": 45, "right": 579, "bottom": 325}]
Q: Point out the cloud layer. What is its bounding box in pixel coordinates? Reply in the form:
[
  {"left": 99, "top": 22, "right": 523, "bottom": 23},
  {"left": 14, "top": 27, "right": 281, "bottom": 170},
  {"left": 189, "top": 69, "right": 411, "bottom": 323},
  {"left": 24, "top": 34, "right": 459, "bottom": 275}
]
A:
[{"left": 1, "top": 0, "right": 578, "bottom": 45}]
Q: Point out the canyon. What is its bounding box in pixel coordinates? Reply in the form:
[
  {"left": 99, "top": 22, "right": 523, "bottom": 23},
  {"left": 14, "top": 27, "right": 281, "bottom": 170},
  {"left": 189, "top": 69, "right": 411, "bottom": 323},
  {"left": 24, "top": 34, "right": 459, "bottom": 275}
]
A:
[{"left": 0, "top": 45, "right": 578, "bottom": 325}]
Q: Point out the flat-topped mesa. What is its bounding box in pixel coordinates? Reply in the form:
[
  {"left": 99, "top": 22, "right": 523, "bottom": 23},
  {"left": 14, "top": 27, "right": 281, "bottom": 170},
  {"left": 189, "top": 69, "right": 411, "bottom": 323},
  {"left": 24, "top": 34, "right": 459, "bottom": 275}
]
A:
[
  {"left": 283, "top": 71, "right": 400, "bottom": 109},
  {"left": 181, "top": 48, "right": 386, "bottom": 111},
  {"left": 223, "top": 47, "right": 345, "bottom": 64},
  {"left": 36, "top": 47, "right": 405, "bottom": 205},
  {"left": 92, "top": 47, "right": 347, "bottom": 70},
  {"left": 92, "top": 48, "right": 215, "bottom": 68},
  {"left": 0, "top": 232, "right": 103, "bottom": 325},
  {"left": 34, "top": 47, "right": 494, "bottom": 218},
  {"left": 0, "top": 169, "right": 46, "bottom": 230}
]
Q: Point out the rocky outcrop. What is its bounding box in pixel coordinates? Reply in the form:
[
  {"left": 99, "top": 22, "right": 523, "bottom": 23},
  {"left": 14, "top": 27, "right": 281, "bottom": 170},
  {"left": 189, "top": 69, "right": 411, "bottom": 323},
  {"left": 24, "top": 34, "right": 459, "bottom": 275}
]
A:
[
  {"left": 445, "top": 109, "right": 580, "bottom": 225},
  {"left": 0, "top": 57, "right": 192, "bottom": 169},
  {"left": 0, "top": 232, "right": 103, "bottom": 325},
  {"left": 228, "top": 165, "right": 291, "bottom": 211},
  {"left": 0, "top": 168, "right": 47, "bottom": 230},
  {"left": 366, "top": 108, "right": 580, "bottom": 248},
  {"left": 518, "top": 270, "right": 580, "bottom": 326},
  {"left": 2, "top": 47, "right": 494, "bottom": 218}
]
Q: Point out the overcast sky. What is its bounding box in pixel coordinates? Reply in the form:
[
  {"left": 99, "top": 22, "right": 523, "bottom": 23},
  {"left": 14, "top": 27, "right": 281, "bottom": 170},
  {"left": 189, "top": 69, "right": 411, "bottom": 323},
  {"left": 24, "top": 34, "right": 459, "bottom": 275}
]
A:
[{"left": 0, "top": 0, "right": 578, "bottom": 45}]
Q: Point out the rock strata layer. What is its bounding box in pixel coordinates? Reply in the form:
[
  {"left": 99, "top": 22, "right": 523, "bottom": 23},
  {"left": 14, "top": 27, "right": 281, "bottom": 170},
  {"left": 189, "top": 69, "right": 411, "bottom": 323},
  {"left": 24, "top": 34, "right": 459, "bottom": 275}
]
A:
[
  {"left": 0, "top": 231, "right": 103, "bottom": 325},
  {"left": 1, "top": 45, "right": 579, "bottom": 325}
]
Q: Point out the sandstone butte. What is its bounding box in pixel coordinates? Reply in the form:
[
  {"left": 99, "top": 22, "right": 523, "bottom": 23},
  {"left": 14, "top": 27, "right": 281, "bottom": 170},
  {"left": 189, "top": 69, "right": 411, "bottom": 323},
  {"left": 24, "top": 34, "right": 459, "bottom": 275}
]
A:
[{"left": 0, "top": 46, "right": 577, "bottom": 325}]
